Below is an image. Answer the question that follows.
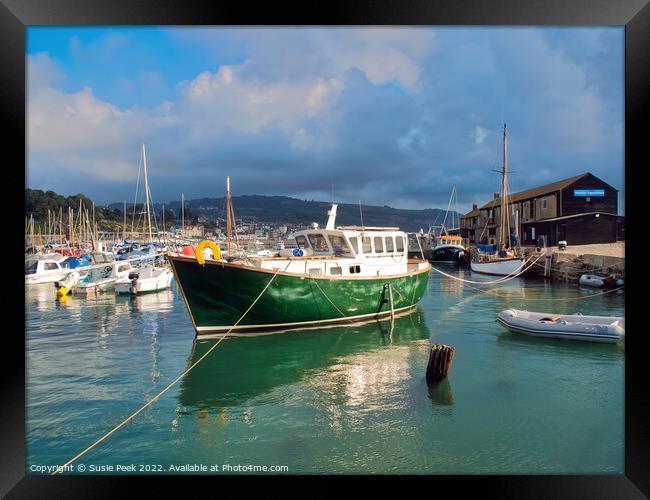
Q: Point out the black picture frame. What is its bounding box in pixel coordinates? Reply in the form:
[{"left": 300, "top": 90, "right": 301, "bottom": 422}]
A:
[{"left": 4, "top": 0, "right": 648, "bottom": 497}]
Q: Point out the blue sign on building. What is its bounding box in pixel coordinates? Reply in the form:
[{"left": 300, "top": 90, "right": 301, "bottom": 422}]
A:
[{"left": 574, "top": 189, "right": 605, "bottom": 197}]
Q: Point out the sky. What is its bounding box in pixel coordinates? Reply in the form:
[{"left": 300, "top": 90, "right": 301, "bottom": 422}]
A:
[{"left": 26, "top": 27, "right": 624, "bottom": 213}]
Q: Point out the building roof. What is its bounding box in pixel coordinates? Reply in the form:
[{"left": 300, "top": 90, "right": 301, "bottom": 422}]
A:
[
  {"left": 520, "top": 211, "right": 622, "bottom": 224},
  {"left": 461, "top": 171, "right": 620, "bottom": 217},
  {"left": 477, "top": 172, "right": 592, "bottom": 210}
]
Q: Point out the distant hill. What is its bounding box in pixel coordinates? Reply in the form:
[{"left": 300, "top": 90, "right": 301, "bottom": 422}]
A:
[{"left": 111, "top": 195, "right": 461, "bottom": 232}]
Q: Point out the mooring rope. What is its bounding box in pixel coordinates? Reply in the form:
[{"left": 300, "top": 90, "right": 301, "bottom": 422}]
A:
[
  {"left": 430, "top": 251, "right": 546, "bottom": 285},
  {"left": 453, "top": 275, "right": 625, "bottom": 302},
  {"left": 52, "top": 260, "right": 290, "bottom": 475},
  {"left": 530, "top": 259, "right": 624, "bottom": 274}
]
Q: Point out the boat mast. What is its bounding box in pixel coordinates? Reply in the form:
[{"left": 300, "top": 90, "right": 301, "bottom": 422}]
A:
[
  {"left": 226, "top": 177, "right": 232, "bottom": 256},
  {"left": 142, "top": 143, "right": 153, "bottom": 243},
  {"left": 500, "top": 123, "right": 507, "bottom": 250},
  {"left": 123, "top": 200, "right": 127, "bottom": 240},
  {"left": 181, "top": 193, "right": 185, "bottom": 233}
]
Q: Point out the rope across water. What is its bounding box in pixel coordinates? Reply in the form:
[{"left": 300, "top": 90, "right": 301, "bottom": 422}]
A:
[{"left": 51, "top": 260, "right": 291, "bottom": 475}]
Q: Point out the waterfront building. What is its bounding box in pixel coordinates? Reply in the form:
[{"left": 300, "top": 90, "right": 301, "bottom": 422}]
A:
[{"left": 460, "top": 172, "right": 624, "bottom": 247}]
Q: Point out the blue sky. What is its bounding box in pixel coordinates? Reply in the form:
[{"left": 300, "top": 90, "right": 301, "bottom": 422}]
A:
[{"left": 26, "top": 27, "right": 624, "bottom": 213}]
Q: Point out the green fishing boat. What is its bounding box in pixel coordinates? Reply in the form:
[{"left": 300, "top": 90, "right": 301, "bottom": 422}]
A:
[{"left": 169, "top": 202, "right": 431, "bottom": 336}]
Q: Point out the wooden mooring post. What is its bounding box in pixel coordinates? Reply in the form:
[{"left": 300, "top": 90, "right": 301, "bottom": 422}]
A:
[{"left": 426, "top": 343, "right": 455, "bottom": 384}]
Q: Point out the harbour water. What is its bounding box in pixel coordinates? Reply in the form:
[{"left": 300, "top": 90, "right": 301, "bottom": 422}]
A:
[{"left": 26, "top": 266, "right": 624, "bottom": 474}]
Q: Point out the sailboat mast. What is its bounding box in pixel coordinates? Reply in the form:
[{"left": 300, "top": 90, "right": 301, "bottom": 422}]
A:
[
  {"left": 181, "top": 193, "right": 185, "bottom": 232},
  {"left": 500, "top": 123, "right": 507, "bottom": 249},
  {"left": 142, "top": 143, "right": 153, "bottom": 242},
  {"left": 226, "top": 176, "right": 231, "bottom": 255}
]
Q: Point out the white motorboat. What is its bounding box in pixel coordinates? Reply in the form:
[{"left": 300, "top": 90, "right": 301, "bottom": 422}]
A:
[
  {"left": 115, "top": 265, "right": 174, "bottom": 295},
  {"left": 72, "top": 260, "right": 135, "bottom": 295},
  {"left": 497, "top": 309, "right": 624, "bottom": 344},
  {"left": 25, "top": 254, "right": 73, "bottom": 285},
  {"left": 54, "top": 271, "right": 82, "bottom": 297}
]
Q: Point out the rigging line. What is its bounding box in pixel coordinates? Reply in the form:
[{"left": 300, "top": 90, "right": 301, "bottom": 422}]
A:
[
  {"left": 51, "top": 260, "right": 291, "bottom": 476},
  {"left": 130, "top": 150, "right": 143, "bottom": 237}
]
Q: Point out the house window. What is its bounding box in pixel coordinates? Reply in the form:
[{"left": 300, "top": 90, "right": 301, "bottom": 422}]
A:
[
  {"left": 542, "top": 198, "right": 547, "bottom": 209},
  {"left": 373, "top": 237, "right": 384, "bottom": 253}
]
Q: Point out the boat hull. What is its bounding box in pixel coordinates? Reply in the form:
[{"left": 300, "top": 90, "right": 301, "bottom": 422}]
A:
[
  {"left": 470, "top": 258, "right": 524, "bottom": 276},
  {"left": 497, "top": 309, "right": 624, "bottom": 344},
  {"left": 116, "top": 270, "right": 174, "bottom": 295},
  {"left": 169, "top": 256, "right": 430, "bottom": 336},
  {"left": 428, "top": 245, "right": 466, "bottom": 264},
  {"left": 26, "top": 270, "right": 73, "bottom": 285}
]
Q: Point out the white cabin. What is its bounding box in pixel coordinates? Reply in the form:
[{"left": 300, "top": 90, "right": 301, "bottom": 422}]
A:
[{"left": 248, "top": 222, "right": 416, "bottom": 278}]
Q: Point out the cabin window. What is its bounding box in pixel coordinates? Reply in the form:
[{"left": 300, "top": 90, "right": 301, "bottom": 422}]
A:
[
  {"left": 295, "top": 235, "right": 309, "bottom": 249},
  {"left": 362, "top": 237, "right": 372, "bottom": 254},
  {"left": 349, "top": 265, "right": 361, "bottom": 274},
  {"left": 386, "top": 237, "right": 394, "bottom": 252},
  {"left": 44, "top": 262, "right": 59, "bottom": 271},
  {"left": 118, "top": 264, "right": 130, "bottom": 273},
  {"left": 327, "top": 235, "right": 353, "bottom": 257},
  {"left": 308, "top": 268, "right": 322, "bottom": 276},
  {"left": 307, "top": 234, "right": 330, "bottom": 254},
  {"left": 396, "top": 236, "right": 405, "bottom": 252},
  {"left": 329, "top": 266, "right": 342, "bottom": 275},
  {"left": 373, "top": 237, "right": 384, "bottom": 253},
  {"left": 25, "top": 260, "right": 38, "bottom": 275},
  {"left": 348, "top": 237, "right": 359, "bottom": 254}
]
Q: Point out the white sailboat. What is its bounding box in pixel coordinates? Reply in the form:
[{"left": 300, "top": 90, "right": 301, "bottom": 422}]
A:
[
  {"left": 471, "top": 124, "right": 525, "bottom": 276},
  {"left": 115, "top": 144, "right": 173, "bottom": 295}
]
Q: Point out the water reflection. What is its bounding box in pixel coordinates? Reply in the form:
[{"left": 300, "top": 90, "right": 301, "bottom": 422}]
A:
[
  {"left": 495, "top": 328, "right": 625, "bottom": 360},
  {"left": 178, "top": 309, "right": 431, "bottom": 413},
  {"left": 427, "top": 378, "right": 454, "bottom": 405}
]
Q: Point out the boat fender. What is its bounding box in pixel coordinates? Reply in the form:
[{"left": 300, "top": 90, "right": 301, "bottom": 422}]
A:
[{"left": 195, "top": 240, "right": 221, "bottom": 265}]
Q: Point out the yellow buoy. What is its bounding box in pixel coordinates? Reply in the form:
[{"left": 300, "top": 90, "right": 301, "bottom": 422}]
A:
[
  {"left": 194, "top": 240, "right": 221, "bottom": 266},
  {"left": 56, "top": 286, "right": 70, "bottom": 298}
]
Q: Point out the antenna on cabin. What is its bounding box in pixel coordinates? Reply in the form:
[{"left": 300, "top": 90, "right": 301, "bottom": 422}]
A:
[{"left": 358, "top": 200, "right": 365, "bottom": 229}]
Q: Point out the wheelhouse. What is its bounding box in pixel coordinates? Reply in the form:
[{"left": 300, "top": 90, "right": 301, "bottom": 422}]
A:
[{"left": 292, "top": 227, "right": 409, "bottom": 259}]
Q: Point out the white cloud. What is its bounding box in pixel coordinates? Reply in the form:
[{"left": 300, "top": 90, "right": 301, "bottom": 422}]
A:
[{"left": 473, "top": 126, "right": 488, "bottom": 144}]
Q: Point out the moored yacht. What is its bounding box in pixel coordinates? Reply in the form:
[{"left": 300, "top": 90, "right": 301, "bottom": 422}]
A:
[{"left": 470, "top": 124, "right": 525, "bottom": 276}]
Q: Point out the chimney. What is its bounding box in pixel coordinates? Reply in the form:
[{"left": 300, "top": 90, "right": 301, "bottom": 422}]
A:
[
  {"left": 494, "top": 192, "right": 500, "bottom": 199},
  {"left": 472, "top": 204, "right": 477, "bottom": 211}
]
